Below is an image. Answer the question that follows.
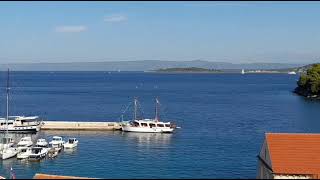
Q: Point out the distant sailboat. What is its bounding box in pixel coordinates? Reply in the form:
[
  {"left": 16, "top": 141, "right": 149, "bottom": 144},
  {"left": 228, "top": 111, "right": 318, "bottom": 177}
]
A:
[{"left": 241, "top": 69, "right": 245, "bottom": 74}]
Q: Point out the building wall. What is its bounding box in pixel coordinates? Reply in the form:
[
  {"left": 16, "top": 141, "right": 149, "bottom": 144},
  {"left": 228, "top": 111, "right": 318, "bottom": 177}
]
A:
[
  {"left": 257, "top": 159, "right": 274, "bottom": 179},
  {"left": 259, "top": 140, "right": 272, "bottom": 168},
  {"left": 273, "top": 174, "right": 312, "bottom": 179},
  {"left": 257, "top": 139, "right": 274, "bottom": 179}
]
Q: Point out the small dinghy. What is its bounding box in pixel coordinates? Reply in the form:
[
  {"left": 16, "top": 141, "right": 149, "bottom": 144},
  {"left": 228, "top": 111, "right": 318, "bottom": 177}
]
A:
[
  {"left": 64, "top": 138, "right": 78, "bottom": 149},
  {"left": 47, "top": 148, "right": 59, "bottom": 159}
]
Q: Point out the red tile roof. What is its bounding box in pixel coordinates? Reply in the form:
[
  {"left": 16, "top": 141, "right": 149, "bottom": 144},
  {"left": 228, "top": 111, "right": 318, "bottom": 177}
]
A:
[
  {"left": 33, "top": 173, "right": 97, "bottom": 179},
  {"left": 266, "top": 133, "right": 320, "bottom": 177}
]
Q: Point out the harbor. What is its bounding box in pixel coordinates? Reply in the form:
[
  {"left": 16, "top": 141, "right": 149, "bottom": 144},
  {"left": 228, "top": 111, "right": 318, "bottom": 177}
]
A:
[{"left": 0, "top": 71, "right": 318, "bottom": 179}]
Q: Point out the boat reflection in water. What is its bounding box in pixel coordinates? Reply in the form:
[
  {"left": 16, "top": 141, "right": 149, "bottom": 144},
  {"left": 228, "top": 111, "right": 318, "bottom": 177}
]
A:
[{"left": 121, "top": 131, "right": 173, "bottom": 146}]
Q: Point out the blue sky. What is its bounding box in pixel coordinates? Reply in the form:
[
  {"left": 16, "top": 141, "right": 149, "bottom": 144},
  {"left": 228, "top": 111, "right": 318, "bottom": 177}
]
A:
[{"left": 0, "top": 1, "right": 320, "bottom": 64}]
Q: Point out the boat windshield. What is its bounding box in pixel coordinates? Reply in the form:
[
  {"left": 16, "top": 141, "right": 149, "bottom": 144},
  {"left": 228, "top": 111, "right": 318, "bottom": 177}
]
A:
[
  {"left": 21, "top": 149, "right": 27, "bottom": 152},
  {"left": 32, "top": 148, "right": 42, "bottom": 154},
  {"left": 53, "top": 138, "right": 61, "bottom": 141},
  {"left": 69, "top": 139, "right": 74, "bottom": 143}
]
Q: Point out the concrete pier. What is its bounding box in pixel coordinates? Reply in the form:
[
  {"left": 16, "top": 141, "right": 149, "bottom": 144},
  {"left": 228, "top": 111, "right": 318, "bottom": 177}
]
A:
[{"left": 41, "top": 121, "right": 122, "bottom": 131}]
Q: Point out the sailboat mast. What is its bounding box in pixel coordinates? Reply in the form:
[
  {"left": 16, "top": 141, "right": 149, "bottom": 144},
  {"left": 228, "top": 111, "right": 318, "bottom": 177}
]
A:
[
  {"left": 134, "top": 97, "right": 137, "bottom": 120},
  {"left": 6, "top": 69, "right": 9, "bottom": 134},
  {"left": 155, "top": 98, "right": 159, "bottom": 122}
]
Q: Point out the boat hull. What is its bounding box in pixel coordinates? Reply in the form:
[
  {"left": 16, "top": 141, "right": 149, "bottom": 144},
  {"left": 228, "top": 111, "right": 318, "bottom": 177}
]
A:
[
  {"left": 0, "top": 125, "right": 40, "bottom": 132},
  {"left": 122, "top": 126, "right": 174, "bottom": 133},
  {"left": 64, "top": 143, "right": 78, "bottom": 149},
  {"left": 1, "top": 148, "right": 18, "bottom": 160}
]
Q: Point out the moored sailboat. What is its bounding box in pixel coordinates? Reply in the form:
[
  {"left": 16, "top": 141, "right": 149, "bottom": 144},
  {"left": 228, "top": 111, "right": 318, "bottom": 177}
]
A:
[
  {"left": 0, "top": 69, "right": 18, "bottom": 159},
  {"left": 121, "top": 98, "right": 177, "bottom": 133}
]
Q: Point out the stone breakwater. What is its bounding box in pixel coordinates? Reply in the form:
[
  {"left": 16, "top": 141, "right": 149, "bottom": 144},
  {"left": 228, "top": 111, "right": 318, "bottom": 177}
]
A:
[{"left": 41, "top": 121, "right": 122, "bottom": 131}]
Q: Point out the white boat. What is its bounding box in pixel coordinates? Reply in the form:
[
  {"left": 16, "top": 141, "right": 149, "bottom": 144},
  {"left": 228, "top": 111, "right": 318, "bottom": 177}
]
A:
[
  {"left": 28, "top": 147, "right": 48, "bottom": 161},
  {"left": 241, "top": 69, "right": 245, "bottom": 74},
  {"left": 36, "top": 139, "right": 48, "bottom": 148},
  {"left": 0, "top": 137, "right": 17, "bottom": 160},
  {"left": 0, "top": 70, "right": 43, "bottom": 133},
  {"left": 288, "top": 71, "right": 297, "bottom": 75},
  {"left": 48, "top": 148, "right": 59, "bottom": 159},
  {"left": 63, "top": 138, "right": 78, "bottom": 149},
  {"left": 0, "top": 75, "right": 19, "bottom": 160},
  {"left": 0, "top": 147, "right": 18, "bottom": 160},
  {"left": 17, "top": 137, "right": 33, "bottom": 149},
  {"left": 121, "top": 98, "right": 177, "bottom": 133},
  {"left": 17, "top": 147, "right": 32, "bottom": 159},
  {"left": 49, "top": 136, "right": 65, "bottom": 152},
  {"left": 0, "top": 116, "right": 42, "bottom": 132},
  {"left": 0, "top": 137, "right": 15, "bottom": 150}
]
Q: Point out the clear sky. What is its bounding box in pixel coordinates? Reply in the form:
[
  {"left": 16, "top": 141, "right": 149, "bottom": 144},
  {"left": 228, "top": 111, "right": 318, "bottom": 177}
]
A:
[{"left": 0, "top": 1, "right": 320, "bottom": 64}]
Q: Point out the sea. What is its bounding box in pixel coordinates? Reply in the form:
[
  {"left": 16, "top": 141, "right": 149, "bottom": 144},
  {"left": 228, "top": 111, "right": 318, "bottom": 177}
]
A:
[{"left": 0, "top": 71, "right": 319, "bottom": 179}]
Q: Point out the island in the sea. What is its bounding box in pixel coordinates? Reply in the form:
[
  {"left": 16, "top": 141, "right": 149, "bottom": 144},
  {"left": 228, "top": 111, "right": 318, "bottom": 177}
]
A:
[
  {"left": 294, "top": 63, "right": 320, "bottom": 99},
  {"left": 151, "top": 67, "right": 223, "bottom": 73}
]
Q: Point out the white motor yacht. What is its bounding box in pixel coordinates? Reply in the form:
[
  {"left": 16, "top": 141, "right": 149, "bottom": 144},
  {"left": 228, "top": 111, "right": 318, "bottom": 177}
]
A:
[
  {"left": 49, "top": 136, "right": 65, "bottom": 152},
  {"left": 17, "top": 137, "right": 33, "bottom": 149},
  {"left": 0, "top": 147, "right": 18, "bottom": 160},
  {"left": 36, "top": 139, "right": 48, "bottom": 148},
  {"left": 0, "top": 70, "right": 43, "bottom": 133},
  {"left": 17, "top": 147, "right": 32, "bottom": 159},
  {"left": 63, "top": 138, "right": 78, "bottom": 149},
  {"left": 28, "top": 147, "right": 48, "bottom": 161}
]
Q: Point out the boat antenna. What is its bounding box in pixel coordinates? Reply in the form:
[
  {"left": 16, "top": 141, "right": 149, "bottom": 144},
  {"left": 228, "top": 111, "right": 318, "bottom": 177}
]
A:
[{"left": 6, "top": 68, "right": 10, "bottom": 135}]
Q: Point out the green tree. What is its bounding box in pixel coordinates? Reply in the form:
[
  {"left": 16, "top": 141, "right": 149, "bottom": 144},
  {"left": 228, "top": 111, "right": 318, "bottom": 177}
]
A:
[{"left": 296, "top": 64, "right": 320, "bottom": 96}]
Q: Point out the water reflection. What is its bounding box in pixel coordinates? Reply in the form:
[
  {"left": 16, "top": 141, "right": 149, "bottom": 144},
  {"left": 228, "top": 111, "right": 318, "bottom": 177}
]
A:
[
  {"left": 63, "top": 148, "right": 77, "bottom": 155},
  {"left": 121, "top": 132, "right": 173, "bottom": 146},
  {"left": 42, "top": 130, "right": 119, "bottom": 137}
]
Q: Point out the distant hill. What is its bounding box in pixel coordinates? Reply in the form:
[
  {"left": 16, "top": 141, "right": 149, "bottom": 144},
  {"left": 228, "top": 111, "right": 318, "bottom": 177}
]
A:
[
  {"left": 276, "top": 63, "right": 319, "bottom": 74},
  {"left": 154, "top": 67, "right": 223, "bottom": 73},
  {"left": 0, "top": 60, "right": 304, "bottom": 71}
]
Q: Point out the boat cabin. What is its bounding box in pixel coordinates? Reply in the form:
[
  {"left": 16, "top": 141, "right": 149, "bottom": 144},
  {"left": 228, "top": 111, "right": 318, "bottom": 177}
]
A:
[
  {"left": 68, "top": 138, "right": 77, "bottom": 144},
  {"left": 20, "top": 137, "right": 32, "bottom": 142},
  {"left": 31, "top": 147, "right": 43, "bottom": 154},
  {"left": 52, "top": 136, "right": 63, "bottom": 142},
  {"left": 130, "top": 120, "right": 171, "bottom": 128},
  {"left": 20, "top": 147, "right": 31, "bottom": 153},
  {"left": 37, "top": 139, "right": 46, "bottom": 143}
]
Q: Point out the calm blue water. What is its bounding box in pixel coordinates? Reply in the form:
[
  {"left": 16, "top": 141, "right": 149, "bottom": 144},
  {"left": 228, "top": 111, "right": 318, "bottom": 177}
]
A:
[{"left": 0, "top": 72, "right": 320, "bottom": 179}]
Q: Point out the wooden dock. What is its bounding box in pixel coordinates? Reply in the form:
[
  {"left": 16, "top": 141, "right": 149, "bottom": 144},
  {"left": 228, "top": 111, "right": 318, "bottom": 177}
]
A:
[{"left": 41, "top": 121, "right": 122, "bottom": 131}]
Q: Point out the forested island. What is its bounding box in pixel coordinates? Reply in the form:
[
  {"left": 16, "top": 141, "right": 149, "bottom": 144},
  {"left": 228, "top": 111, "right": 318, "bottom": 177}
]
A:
[
  {"left": 153, "top": 67, "right": 223, "bottom": 73},
  {"left": 294, "top": 64, "right": 320, "bottom": 99}
]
